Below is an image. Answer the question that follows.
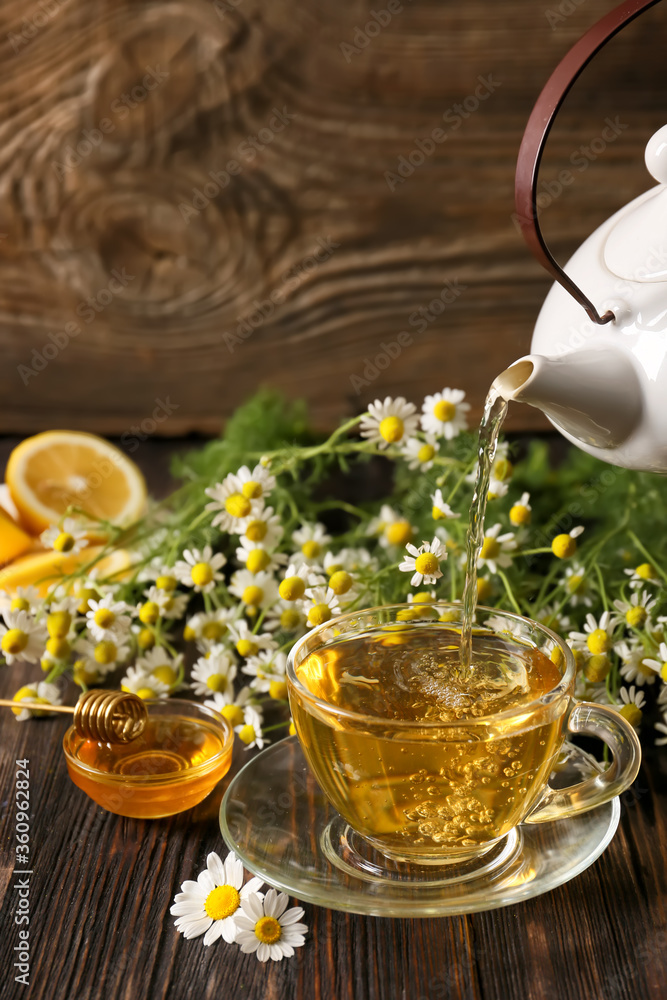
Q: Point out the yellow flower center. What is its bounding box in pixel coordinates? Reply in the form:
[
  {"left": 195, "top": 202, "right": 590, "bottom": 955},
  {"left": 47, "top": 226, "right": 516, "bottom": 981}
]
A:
[
  {"left": 152, "top": 665, "right": 176, "bottom": 687},
  {"left": 242, "top": 585, "right": 264, "bottom": 607},
  {"left": 636, "top": 659, "right": 655, "bottom": 679},
  {"left": 280, "top": 608, "right": 302, "bottom": 630},
  {"left": 396, "top": 608, "right": 421, "bottom": 621},
  {"left": 661, "top": 662, "right": 667, "bottom": 683},
  {"left": 236, "top": 638, "right": 258, "bottom": 657},
  {"left": 326, "top": 563, "right": 343, "bottom": 575},
  {"left": 385, "top": 521, "right": 413, "bottom": 547},
  {"left": 225, "top": 493, "right": 251, "bottom": 519},
  {"left": 73, "top": 659, "right": 98, "bottom": 686},
  {"left": 432, "top": 505, "right": 447, "bottom": 521},
  {"left": 301, "top": 540, "right": 321, "bottom": 560},
  {"left": 476, "top": 578, "right": 492, "bottom": 601},
  {"left": 584, "top": 654, "right": 611, "bottom": 682},
  {"left": 379, "top": 415, "right": 405, "bottom": 443},
  {"left": 94, "top": 640, "right": 118, "bottom": 665},
  {"left": 245, "top": 519, "right": 268, "bottom": 542},
  {"left": 329, "top": 570, "right": 353, "bottom": 595},
  {"left": 586, "top": 629, "right": 610, "bottom": 655},
  {"left": 567, "top": 574, "right": 583, "bottom": 594},
  {"left": 238, "top": 724, "right": 256, "bottom": 745},
  {"left": 242, "top": 480, "right": 263, "bottom": 500},
  {"left": 183, "top": 624, "right": 196, "bottom": 641},
  {"left": 205, "top": 884, "right": 240, "bottom": 921},
  {"left": 204, "top": 673, "right": 227, "bottom": 693},
  {"left": 138, "top": 628, "right": 155, "bottom": 650},
  {"left": 552, "top": 534, "right": 576, "bottom": 559},
  {"left": 77, "top": 587, "right": 100, "bottom": 613},
  {"left": 47, "top": 611, "right": 71, "bottom": 638},
  {"left": 136, "top": 687, "right": 158, "bottom": 700},
  {"left": 202, "top": 621, "right": 227, "bottom": 641},
  {"left": 509, "top": 504, "right": 531, "bottom": 527},
  {"left": 221, "top": 704, "right": 245, "bottom": 727},
  {"left": 254, "top": 915, "right": 282, "bottom": 945},
  {"left": 626, "top": 606, "right": 647, "bottom": 628},
  {"left": 94, "top": 608, "right": 116, "bottom": 629},
  {"left": 619, "top": 704, "right": 642, "bottom": 728},
  {"left": 12, "top": 687, "right": 47, "bottom": 716},
  {"left": 246, "top": 549, "right": 270, "bottom": 574},
  {"left": 10, "top": 597, "right": 30, "bottom": 612},
  {"left": 492, "top": 458, "right": 513, "bottom": 482},
  {"left": 139, "top": 601, "right": 160, "bottom": 625},
  {"left": 269, "top": 680, "right": 288, "bottom": 700},
  {"left": 2, "top": 629, "right": 28, "bottom": 655},
  {"left": 414, "top": 552, "right": 439, "bottom": 576},
  {"left": 480, "top": 537, "right": 500, "bottom": 560},
  {"left": 279, "top": 577, "right": 306, "bottom": 601},
  {"left": 417, "top": 444, "right": 435, "bottom": 463},
  {"left": 156, "top": 575, "right": 177, "bottom": 591},
  {"left": 636, "top": 563, "right": 654, "bottom": 580},
  {"left": 45, "top": 637, "right": 70, "bottom": 660},
  {"left": 191, "top": 563, "right": 214, "bottom": 587},
  {"left": 433, "top": 400, "right": 456, "bottom": 422},
  {"left": 53, "top": 531, "right": 76, "bottom": 553},
  {"left": 550, "top": 647, "right": 565, "bottom": 669},
  {"left": 571, "top": 648, "right": 586, "bottom": 670},
  {"left": 308, "top": 603, "right": 332, "bottom": 626}
]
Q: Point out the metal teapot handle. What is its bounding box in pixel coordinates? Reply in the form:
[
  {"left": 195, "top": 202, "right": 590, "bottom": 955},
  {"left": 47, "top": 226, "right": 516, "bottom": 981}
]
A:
[{"left": 515, "top": 0, "right": 662, "bottom": 325}]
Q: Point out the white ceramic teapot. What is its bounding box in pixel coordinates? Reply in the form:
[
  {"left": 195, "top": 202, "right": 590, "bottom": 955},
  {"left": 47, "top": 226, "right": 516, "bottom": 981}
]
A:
[{"left": 493, "top": 0, "right": 667, "bottom": 472}]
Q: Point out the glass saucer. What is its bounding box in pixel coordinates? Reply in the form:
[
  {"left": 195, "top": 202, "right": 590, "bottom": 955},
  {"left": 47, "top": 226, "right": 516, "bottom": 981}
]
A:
[{"left": 220, "top": 737, "right": 620, "bottom": 917}]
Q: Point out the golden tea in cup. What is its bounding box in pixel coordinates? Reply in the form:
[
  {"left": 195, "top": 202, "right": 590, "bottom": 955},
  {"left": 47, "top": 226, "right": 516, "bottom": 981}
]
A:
[{"left": 287, "top": 605, "right": 641, "bottom": 864}]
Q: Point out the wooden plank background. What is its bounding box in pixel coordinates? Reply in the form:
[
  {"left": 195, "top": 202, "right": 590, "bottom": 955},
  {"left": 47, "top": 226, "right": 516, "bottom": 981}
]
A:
[{"left": 1, "top": 0, "right": 666, "bottom": 436}]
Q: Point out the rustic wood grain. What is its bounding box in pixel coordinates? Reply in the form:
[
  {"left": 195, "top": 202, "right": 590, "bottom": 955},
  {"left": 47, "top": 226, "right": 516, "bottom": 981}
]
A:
[{"left": 1, "top": 0, "right": 667, "bottom": 435}]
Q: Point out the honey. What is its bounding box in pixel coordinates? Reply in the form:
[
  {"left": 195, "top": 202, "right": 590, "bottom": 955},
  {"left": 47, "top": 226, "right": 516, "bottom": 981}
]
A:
[{"left": 63, "top": 707, "right": 233, "bottom": 818}]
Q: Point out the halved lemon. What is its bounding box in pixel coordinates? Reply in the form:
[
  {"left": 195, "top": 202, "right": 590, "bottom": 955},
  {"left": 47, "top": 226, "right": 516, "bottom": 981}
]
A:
[
  {"left": 6, "top": 431, "right": 147, "bottom": 535},
  {"left": 0, "top": 507, "right": 34, "bottom": 565},
  {"left": 0, "top": 547, "right": 133, "bottom": 596}
]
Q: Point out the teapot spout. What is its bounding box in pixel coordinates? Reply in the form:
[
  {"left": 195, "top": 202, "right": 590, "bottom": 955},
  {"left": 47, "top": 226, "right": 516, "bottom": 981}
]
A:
[{"left": 492, "top": 350, "right": 643, "bottom": 450}]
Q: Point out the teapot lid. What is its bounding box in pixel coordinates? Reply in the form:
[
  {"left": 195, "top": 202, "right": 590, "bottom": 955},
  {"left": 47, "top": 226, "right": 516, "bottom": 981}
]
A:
[{"left": 604, "top": 125, "right": 667, "bottom": 283}]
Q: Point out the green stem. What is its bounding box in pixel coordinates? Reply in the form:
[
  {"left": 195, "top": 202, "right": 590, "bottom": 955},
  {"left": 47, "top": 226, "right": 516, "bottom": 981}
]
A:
[{"left": 497, "top": 570, "right": 522, "bottom": 616}]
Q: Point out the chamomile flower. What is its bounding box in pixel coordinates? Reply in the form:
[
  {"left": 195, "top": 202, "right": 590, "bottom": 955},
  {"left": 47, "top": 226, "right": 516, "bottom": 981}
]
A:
[
  {"left": 191, "top": 649, "right": 237, "bottom": 697},
  {"left": 616, "top": 685, "right": 646, "bottom": 728},
  {"left": 624, "top": 563, "right": 660, "bottom": 589},
  {"left": 399, "top": 538, "right": 447, "bottom": 587},
  {"left": 642, "top": 642, "right": 667, "bottom": 683},
  {"left": 360, "top": 396, "right": 419, "bottom": 449},
  {"left": 367, "top": 505, "right": 414, "bottom": 549},
  {"left": 136, "top": 647, "right": 184, "bottom": 691},
  {"left": 509, "top": 493, "right": 532, "bottom": 527},
  {"left": 73, "top": 637, "right": 125, "bottom": 675},
  {"left": 562, "top": 564, "right": 594, "bottom": 607},
  {"left": 40, "top": 517, "right": 89, "bottom": 554},
  {"left": 615, "top": 641, "right": 658, "bottom": 686},
  {"left": 304, "top": 586, "right": 341, "bottom": 628},
  {"left": 235, "top": 506, "right": 284, "bottom": 548},
  {"left": 0, "top": 610, "right": 47, "bottom": 664},
  {"left": 185, "top": 608, "right": 236, "bottom": 645},
  {"left": 120, "top": 666, "right": 170, "bottom": 701},
  {"left": 170, "top": 851, "right": 264, "bottom": 946},
  {"left": 243, "top": 650, "right": 287, "bottom": 695},
  {"left": 233, "top": 464, "right": 277, "bottom": 503},
  {"left": 0, "top": 586, "right": 43, "bottom": 615},
  {"left": 323, "top": 548, "right": 374, "bottom": 574},
  {"left": 71, "top": 649, "right": 114, "bottom": 687},
  {"left": 235, "top": 536, "right": 287, "bottom": 575},
  {"left": 174, "top": 546, "right": 226, "bottom": 593},
  {"left": 551, "top": 526, "right": 584, "bottom": 560},
  {"left": 291, "top": 523, "right": 331, "bottom": 564},
  {"left": 431, "top": 489, "right": 460, "bottom": 522},
  {"left": 234, "top": 888, "right": 308, "bottom": 962},
  {"left": 204, "top": 685, "right": 254, "bottom": 727},
  {"left": 475, "top": 524, "right": 516, "bottom": 575},
  {"left": 228, "top": 620, "right": 277, "bottom": 658},
  {"left": 205, "top": 474, "right": 263, "bottom": 533},
  {"left": 228, "top": 570, "right": 279, "bottom": 611},
  {"left": 277, "top": 562, "right": 324, "bottom": 603},
  {"left": 235, "top": 705, "right": 265, "bottom": 749},
  {"left": 263, "top": 601, "right": 308, "bottom": 635},
  {"left": 569, "top": 611, "right": 615, "bottom": 655},
  {"left": 400, "top": 435, "right": 439, "bottom": 470},
  {"left": 142, "top": 585, "right": 189, "bottom": 620},
  {"left": 85, "top": 594, "right": 133, "bottom": 642},
  {"left": 487, "top": 479, "right": 509, "bottom": 500},
  {"left": 420, "top": 388, "right": 470, "bottom": 440},
  {"left": 11, "top": 681, "right": 62, "bottom": 721},
  {"left": 534, "top": 604, "right": 571, "bottom": 634},
  {"left": 612, "top": 590, "right": 658, "bottom": 631},
  {"left": 654, "top": 714, "right": 667, "bottom": 746}
]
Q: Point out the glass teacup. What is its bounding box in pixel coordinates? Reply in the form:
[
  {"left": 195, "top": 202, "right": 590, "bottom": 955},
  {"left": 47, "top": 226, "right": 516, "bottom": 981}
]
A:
[{"left": 287, "top": 604, "right": 641, "bottom": 865}]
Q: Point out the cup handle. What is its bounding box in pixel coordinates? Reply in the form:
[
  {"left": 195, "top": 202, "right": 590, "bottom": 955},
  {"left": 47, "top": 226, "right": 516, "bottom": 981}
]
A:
[{"left": 523, "top": 701, "right": 642, "bottom": 824}]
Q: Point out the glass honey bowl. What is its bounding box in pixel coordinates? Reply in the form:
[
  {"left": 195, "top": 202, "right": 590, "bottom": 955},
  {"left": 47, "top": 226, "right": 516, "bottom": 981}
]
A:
[{"left": 63, "top": 699, "right": 234, "bottom": 819}]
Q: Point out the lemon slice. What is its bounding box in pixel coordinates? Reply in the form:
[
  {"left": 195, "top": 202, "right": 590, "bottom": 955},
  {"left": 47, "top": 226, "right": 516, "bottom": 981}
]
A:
[
  {"left": 6, "top": 431, "right": 147, "bottom": 535},
  {"left": 0, "top": 507, "right": 34, "bottom": 565},
  {"left": 0, "top": 547, "right": 133, "bottom": 596}
]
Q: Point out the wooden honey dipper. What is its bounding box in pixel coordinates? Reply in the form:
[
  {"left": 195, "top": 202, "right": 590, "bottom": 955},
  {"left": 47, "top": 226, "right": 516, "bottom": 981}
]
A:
[{"left": 0, "top": 689, "right": 148, "bottom": 743}]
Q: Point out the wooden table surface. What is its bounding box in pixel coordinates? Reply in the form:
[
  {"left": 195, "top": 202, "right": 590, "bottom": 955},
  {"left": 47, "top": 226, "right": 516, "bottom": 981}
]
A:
[{"left": 1, "top": 438, "right": 666, "bottom": 1000}]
